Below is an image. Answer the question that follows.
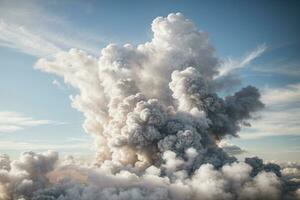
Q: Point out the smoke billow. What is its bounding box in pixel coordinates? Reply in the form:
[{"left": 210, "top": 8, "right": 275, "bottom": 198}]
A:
[{"left": 1, "top": 13, "right": 299, "bottom": 200}]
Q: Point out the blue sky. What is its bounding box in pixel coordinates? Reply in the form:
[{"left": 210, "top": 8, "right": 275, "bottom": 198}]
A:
[{"left": 0, "top": 0, "right": 299, "bottom": 162}]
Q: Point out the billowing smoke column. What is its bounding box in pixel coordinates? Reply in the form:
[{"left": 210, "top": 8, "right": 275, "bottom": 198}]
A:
[{"left": 0, "top": 13, "right": 299, "bottom": 200}]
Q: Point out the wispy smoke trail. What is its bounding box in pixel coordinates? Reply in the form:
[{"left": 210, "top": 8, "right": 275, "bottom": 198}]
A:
[{"left": 0, "top": 13, "right": 299, "bottom": 200}]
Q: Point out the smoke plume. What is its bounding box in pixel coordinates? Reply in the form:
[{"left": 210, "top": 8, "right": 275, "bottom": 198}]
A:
[{"left": 1, "top": 13, "right": 299, "bottom": 200}]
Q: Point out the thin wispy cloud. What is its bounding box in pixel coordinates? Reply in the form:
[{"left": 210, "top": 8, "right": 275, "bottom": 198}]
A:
[
  {"left": 52, "top": 79, "right": 65, "bottom": 90},
  {"left": 240, "top": 83, "right": 300, "bottom": 139},
  {"left": 252, "top": 57, "right": 300, "bottom": 77},
  {"left": 262, "top": 84, "right": 300, "bottom": 106},
  {"left": 0, "top": 140, "right": 91, "bottom": 151},
  {"left": 0, "top": 111, "right": 61, "bottom": 133},
  {"left": 0, "top": 0, "right": 103, "bottom": 56},
  {"left": 0, "top": 20, "right": 62, "bottom": 57},
  {"left": 218, "top": 44, "right": 267, "bottom": 77}
]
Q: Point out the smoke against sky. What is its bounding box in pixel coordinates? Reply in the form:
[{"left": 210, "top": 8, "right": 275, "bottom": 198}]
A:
[{"left": 0, "top": 13, "right": 299, "bottom": 200}]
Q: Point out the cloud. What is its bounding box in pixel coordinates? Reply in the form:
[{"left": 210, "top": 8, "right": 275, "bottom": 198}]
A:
[
  {"left": 0, "top": 152, "right": 285, "bottom": 200},
  {"left": 0, "top": 20, "right": 62, "bottom": 56},
  {"left": 52, "top": 79, "right": 65, "bottom": 90},
  {"left": 0, "top": 140, "right": 91, "bottom": 151},
  {"left": 281, "top": 162, "right": 300, "bottom": 179},
  {"left": 213, "top": 44, "right": 267, "bottom": 91},
  {"left": 240, "top": 84, "right": 300, "bottom": 139},
  {"left": 252, "top": 57, "right": 300, "bottom": 77},
  {"left": 0, "top": 0, "right": 104, "bottom": 56},
  {"left": 0, "top": 111, "right": 60, "bottom": 133},
  {"left": 217, "top": 44, "right": 267, "bottom": 77},
  {"left": 261, "top": 83, "right": 300, "bottom": 107},
  {"left": 0, "top": 151, "right": 58, "bottom": 199},
  {"left": 218, "top": 140, "right": 246, "bottom": 155}
]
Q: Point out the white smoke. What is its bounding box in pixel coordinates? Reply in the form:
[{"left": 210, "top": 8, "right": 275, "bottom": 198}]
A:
[{"left": 1, "top": 13, "right": 299, "bottom": 200}]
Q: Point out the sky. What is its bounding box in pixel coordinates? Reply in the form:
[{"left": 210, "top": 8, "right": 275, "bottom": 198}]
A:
[{"left": 0, "top": 0, "right": 299, "bottom": 162}]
